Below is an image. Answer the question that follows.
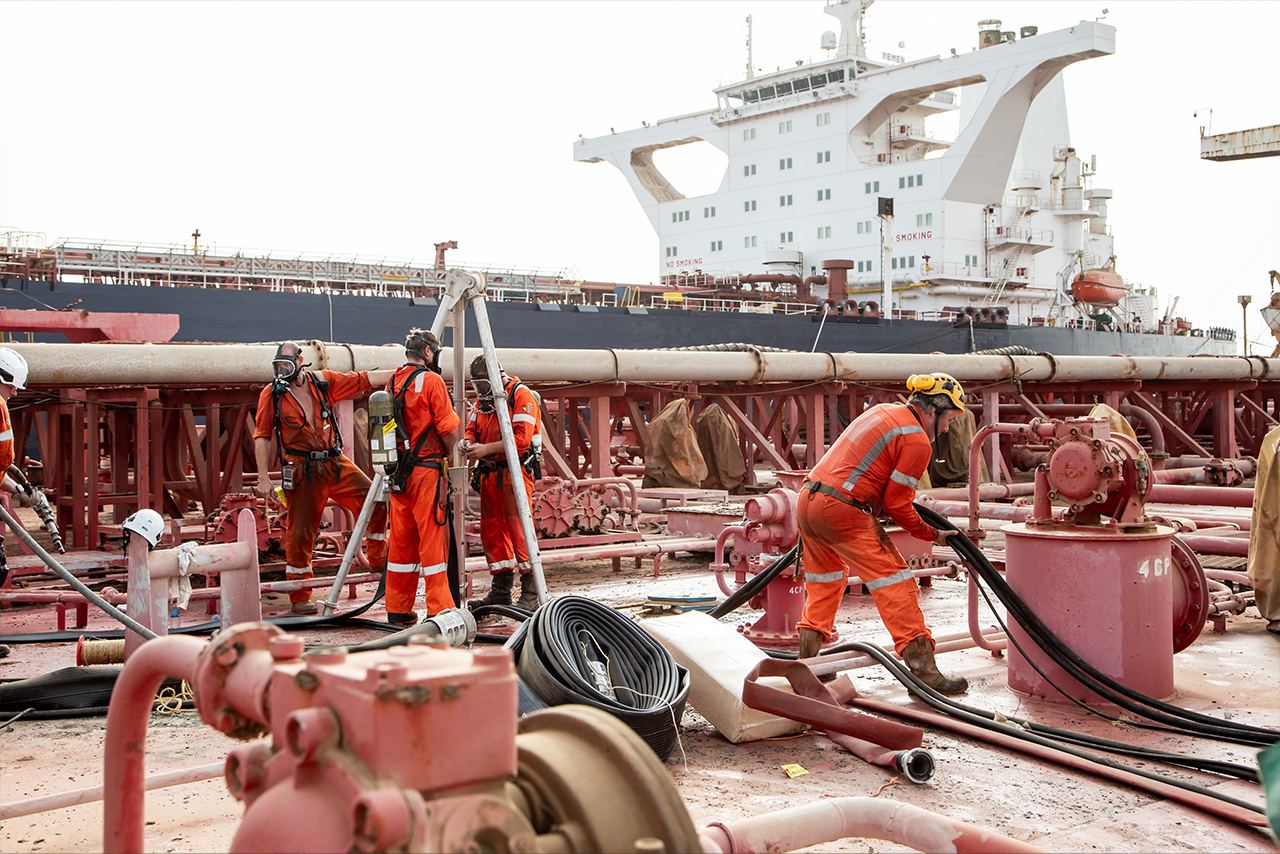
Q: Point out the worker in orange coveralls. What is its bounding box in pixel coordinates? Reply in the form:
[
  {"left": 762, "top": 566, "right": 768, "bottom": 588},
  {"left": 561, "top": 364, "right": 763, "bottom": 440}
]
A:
[
  {"left": 0, "top": 347, "right": 30, "bottom": 659},
  {"left": 797, "top": 372, "right": 969, "bottom": 694},
  {"left": 383, "top": 329, "right": 461, "bottom": 625},
  {"left": 462, "top": 356, "right": 544, "bottom": 613},
  {"left": 253, "top": 342, "right": 393, "bottom": 615}
]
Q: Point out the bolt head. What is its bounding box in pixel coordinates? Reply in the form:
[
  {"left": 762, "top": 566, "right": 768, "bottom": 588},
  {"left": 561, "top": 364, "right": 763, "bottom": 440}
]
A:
[{"left": 214, "top": 643, "right": 240, "bottom": 667}]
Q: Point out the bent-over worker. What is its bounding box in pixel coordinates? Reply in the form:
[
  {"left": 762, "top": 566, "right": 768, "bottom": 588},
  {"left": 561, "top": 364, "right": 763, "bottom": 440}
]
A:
[{"left": 796, "top": 372, "right": 969, "bottom": 694}]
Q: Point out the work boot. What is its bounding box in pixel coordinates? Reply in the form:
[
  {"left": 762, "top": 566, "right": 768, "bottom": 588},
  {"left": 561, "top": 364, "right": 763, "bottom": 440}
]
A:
[
  {"left": 386, "top": 611, "right": 418, "bottom": 627},
  {"left": 797, "top": 627, "right": 824, "bottom": 660},
  {"left": 514, "top": 572, "right": 540, "bottom": 612},
  {"left": 901, "top": 637, "right": 968, "bottom": 695},
  {"left": 468, "top": 570, "right": 514, "bottom": 611},
  {"left": 291, "top": 600, "right": 318, "bottom": 616},
  {"left": 0, "top": 644, "right": 10, "bottom": 659}
]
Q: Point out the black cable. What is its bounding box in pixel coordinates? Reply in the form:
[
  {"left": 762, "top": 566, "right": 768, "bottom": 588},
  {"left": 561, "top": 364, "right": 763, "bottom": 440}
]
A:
[
  {"left": 511, "top": 595, "right": 690, "bottom": 761},
  {"left": 708, "top": 546, "right": 797, "bottom": 619},
  {"left": 917, "top": 503, "right": 1279, "bottom": 747},
  {"left": 817, "top": 639, "right": 1265, "bottom": 818}
]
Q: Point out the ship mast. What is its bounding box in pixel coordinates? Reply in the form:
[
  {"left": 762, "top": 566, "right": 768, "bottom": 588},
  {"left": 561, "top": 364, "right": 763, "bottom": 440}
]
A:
[{"left": 823, "top": 0, "right": 874, "bottom": 62}]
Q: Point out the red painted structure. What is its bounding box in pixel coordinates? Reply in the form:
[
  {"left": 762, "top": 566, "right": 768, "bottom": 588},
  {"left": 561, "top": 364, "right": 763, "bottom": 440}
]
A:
[{"left": 0, "top": 308, "right": 179, "bottom": 342}]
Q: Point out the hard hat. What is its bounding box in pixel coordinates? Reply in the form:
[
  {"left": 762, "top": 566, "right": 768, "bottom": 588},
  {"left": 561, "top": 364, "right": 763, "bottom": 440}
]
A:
[
  {"left": 906, "top": 372, "right": 966, "bottom": 411},
  {"left": 122, "top": 509, "right": 165, "bottom": 547},
  {"left": 0, "top": 348, "right": 29, "bottom": 390}
]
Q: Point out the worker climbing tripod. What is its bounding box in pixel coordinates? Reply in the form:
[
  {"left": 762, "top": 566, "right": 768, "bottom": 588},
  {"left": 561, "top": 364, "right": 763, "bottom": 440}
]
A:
[{"left": 321, "top": 269, "right": 548, "bottom": 615}]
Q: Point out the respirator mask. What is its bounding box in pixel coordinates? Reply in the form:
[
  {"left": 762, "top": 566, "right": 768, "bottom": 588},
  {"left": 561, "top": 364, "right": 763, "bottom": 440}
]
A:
[{"left": 272, "top": 344, "right": 304, "bottom": 393}]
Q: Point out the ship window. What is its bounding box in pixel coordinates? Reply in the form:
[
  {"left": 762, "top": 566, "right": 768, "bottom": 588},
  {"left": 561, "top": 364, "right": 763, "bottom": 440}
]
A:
[
  {"left": 793, "top": 78, "right": 811, "bottom": 92},
  {"left": 759, "top": 86, "right": 776, "bottom": 100},
  {"left": 817, "top": 112, "right": 831, "bottom": 127},
  {"left": 745, "top": 235, "right": 758, "bottom": 248},
  {"left": 865, "top": 180, "right": 880, "bottom": 194},
  {"left": 779, "top": 194, "right": 793, "bottom": 207},
  {"left": 744, "top": 200, "right": 757, "bottom": 212},
  {"left": 776, "top": 81, "right": 793, "bottom": 96},
  {"left": 916, "top": 212, "right": 933, "bottom": 227},
  {"left": 710, "top": 240, "right": 723, "bottom": 252},
  {"left": 780, "top": 231, "right": 794, "bottom": 243},
  {"left": 817, "top": 188, "right": 831, "bottom": 201},
  {"left": 743, "top": 128, "right": 757, "bottom": 141},
  {"left": 744, "top": 163, "right": 757, "bottom": 177},
  {"left": 965, "top": 254, "right": 978, "bottom": 267},
  {"left": 817, "top": 150, "right": 831, "bottom": 164},
  {"left": 779, "top": 157, "right": 793, "bottom": 170},
  {"left": 829, "top": 69, "right": 845, "bottom": 82},
  {"left": 917, "top": 173, "right": 924, "bottom": 186},
  {"left": 665, "top": 246, "right": 678, "bottom": 258},
  {"left": 909, "top": 256, "right": 916, "bottom": 267},
  {"left": 817, "top": 226, "right": 832, "bottom": 239},
  {"left": 778, "top": 119, "right": 793, "bottom": 134},
  {"left": 743, "top": 90, "right": 759, "bottom": 103},
  {"left": 811, "top": 73, "right": 829, "bottom": 88}
]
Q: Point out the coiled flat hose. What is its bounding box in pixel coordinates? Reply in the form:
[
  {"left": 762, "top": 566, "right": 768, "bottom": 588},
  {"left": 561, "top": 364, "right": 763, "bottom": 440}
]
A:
[
  {"left": 510, "top": 595, "right": 690, "bottom": 760},
  {"left": 916, "top": 503, "right": 1279, "bottom": 748}
]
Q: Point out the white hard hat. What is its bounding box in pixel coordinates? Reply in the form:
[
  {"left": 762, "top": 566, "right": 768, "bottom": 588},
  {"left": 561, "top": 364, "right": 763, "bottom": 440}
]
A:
[
  {"left": 0, "top": 348, "right": 28, "bottom": 390},
  {"left": 122, "top": 509, "right": 165, "bottom": 547}
]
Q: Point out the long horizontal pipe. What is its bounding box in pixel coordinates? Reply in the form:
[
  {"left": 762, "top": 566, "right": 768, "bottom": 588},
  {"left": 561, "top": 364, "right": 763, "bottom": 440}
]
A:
[
  {"left": 1175, "top": 535, "right": 1249, "bottom": 558},
  {"left": 0, "top": 761, "right": 223, "bottom": 821},
  {"left": 1146, "top": 484, "right": 1255, "bottom": 508},
  {"left": 9, "top": 342, "right": 1278, "bottom": 386}
]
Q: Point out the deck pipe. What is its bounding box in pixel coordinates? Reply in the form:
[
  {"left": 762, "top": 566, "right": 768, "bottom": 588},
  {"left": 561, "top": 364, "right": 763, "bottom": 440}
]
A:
[
  {"left": 699, "top": 797, "right": 1042, "bottom": 854},
  {"left": 0, "top": 761, "right": 223, "bottom": 821},
  {"left": 10, "top": 342, "right": 1278, "bottom": 387}
]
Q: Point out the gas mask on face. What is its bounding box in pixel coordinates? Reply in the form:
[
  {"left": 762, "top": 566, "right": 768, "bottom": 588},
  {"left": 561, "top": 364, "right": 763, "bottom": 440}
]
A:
[
  {"left": 272, "top": 344, "right": 304, "bottom": 393},
  {"left": 473, "top": 379, "right": 495, "bottom": 413}
]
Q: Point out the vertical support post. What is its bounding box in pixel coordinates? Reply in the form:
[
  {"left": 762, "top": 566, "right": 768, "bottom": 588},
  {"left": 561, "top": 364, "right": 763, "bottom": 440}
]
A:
[
  {"left": 590, "top": 395, "right": 612, "bottom": 478},
  {"left": 981, "top": 390, "right": 1002, "bottom": 485},
  {"left": 124, "top": 533, "right": 157, "bottom": 659},
  {"left": 1212, "top": 388, "right": 1238, "bottom": 459},
  {"left": 223, "top": 509, "right": 264, "bottom": 626},
  {"left": 805, "top": 390, "right": 825, "bottom": 467}
]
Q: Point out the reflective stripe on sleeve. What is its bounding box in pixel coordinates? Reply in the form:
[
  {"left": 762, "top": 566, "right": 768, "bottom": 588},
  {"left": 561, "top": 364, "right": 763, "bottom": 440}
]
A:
[
  {"left": 0, "top": 429, "right": 12, "bottom": 443},
  {"left": 889, "top": 470, "right": 920, "bottom": 489},
  {"left": 512, "top": 413, "right": 536, "bottom": 425},
  {"left": 864, "top": 567, "right": 915, "bottom": 591}
]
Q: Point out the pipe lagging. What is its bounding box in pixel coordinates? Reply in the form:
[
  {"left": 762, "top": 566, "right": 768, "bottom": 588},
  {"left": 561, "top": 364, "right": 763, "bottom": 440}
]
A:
[
  {"left": 0, "top": 503, "right": 157, "bottom": 641},
  {"left": 699, "top": 797, "right": 1042, "bottom": 854}
]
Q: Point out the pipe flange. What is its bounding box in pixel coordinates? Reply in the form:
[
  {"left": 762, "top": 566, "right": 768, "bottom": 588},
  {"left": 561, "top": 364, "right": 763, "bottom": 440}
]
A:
[
  {"left": 193, "top": 622, "right": 282, "bottom": 740},
  {"left": 1169, "top": 536, "right": 1209, "bottom": 654}
]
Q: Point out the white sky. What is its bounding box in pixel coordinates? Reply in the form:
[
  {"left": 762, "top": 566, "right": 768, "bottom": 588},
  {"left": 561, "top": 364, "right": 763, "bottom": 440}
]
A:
[{"left": 2, "top": 0, "right": 1278, "bottom": 344}]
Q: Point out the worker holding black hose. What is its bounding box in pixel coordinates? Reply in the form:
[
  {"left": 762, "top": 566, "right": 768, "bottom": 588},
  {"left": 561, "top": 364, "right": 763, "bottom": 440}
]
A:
[
  {"left": 796, "top": 372, "right": 968, "bottom": 695},
  {"left": 252, "top": 342, "right": 394, "bottom": 615}
]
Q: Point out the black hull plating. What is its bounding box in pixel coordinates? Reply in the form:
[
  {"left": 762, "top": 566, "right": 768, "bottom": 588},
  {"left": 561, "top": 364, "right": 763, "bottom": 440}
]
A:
[{"left": 0, "top": 279, "right": 1232, "bottom": 357}]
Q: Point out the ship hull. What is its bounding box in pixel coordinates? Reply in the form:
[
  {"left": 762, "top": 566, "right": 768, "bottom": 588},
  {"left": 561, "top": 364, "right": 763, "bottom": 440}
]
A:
[{"left": 0, "top": 279, "right": 1233, "bottom": 357}]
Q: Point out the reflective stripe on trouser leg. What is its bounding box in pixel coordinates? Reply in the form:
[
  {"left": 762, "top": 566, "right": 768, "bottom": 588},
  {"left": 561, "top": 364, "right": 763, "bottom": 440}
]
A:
[{"left": 421, "top": 559, "right": 453, "bottom": 615}]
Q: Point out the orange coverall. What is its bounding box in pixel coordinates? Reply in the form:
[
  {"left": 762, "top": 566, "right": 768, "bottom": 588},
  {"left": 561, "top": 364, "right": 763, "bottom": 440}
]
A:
[
  {"left": 466, "top": 376, "right": 540, "bottom": 575},
  {"left": 385, "top": 364, "right": 461, "bottom": 616},
  {"left": 796, "top": 403, "right": 938, "bottom": 653},
  {"left": 0, "top": 396, "right": 13, "bottom": 471},
  {"left": 253, "top": 370, "right": 388, "bottom": 605}
]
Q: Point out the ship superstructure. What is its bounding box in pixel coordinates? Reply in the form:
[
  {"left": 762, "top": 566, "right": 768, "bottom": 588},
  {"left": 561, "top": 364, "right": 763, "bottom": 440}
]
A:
[{"left": 574, "top": 0, "right": 1158, "bottom": 330}]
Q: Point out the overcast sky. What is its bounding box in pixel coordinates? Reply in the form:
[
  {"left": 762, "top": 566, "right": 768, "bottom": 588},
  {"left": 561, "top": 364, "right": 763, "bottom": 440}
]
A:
[{"left": 1, "top": 0, "right": 1277, "bottom": 346}]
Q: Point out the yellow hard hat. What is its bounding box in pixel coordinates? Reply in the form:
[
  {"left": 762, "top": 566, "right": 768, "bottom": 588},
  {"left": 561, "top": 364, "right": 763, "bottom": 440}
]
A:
[{"left": 906, "top": 372, "right": 966, "bottom": 411}]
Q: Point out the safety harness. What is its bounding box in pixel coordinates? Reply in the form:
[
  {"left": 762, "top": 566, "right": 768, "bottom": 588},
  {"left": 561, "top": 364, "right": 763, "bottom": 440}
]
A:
[
  {"left": 272, "top": 372, "right": 343, "bottom": 463},
  {"left": 473, "top": 379, "right": 542, "bottom": 487},
  {"left": 389, "top": 364, "right": 448, "bottom": 520},
  {"left": 803, "top": 480, "right": 873, "bottom": 515}
]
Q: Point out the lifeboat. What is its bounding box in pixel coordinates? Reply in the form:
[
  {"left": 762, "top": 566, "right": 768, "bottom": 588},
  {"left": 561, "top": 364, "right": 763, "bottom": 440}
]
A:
[{"left": 1071, "top": 269, "right": 1128, "bottom": 307}]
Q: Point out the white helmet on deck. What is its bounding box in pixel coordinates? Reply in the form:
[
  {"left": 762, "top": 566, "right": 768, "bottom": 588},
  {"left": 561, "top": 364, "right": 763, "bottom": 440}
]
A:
[
  {"left": 0, "top": 348, "right": 28, "bottom": 390},
  {"left": 122, "top": 509, "right": 165, "bottom": 547}
]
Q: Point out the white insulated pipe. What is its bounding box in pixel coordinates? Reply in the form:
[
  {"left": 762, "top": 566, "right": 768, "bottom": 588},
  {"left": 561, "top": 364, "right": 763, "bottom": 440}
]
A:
[{"left": 8, "top": 342, "right": 1277, "bottom": 386}]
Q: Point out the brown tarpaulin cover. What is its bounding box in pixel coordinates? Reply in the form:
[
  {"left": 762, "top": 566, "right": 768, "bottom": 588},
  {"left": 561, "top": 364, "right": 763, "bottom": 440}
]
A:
[
  {"left": 926, "top": 409, "right": 987, "bottom": 488},
  {"left": 1248, "top": 424, "right": 1280, "bottom": 625},
  {"left": 696, "top": 403, "right": 747, "bottom": 492},
  {"left": 642, "top": 399, "right": 708, "bottom": 489}
]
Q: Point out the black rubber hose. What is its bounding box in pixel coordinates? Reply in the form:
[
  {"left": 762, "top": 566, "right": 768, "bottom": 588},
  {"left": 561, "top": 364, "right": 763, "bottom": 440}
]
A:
[
  {"left": 511, "top": 595, "right": 690, "bottom": 761},
  {"left": 708, "top": 546, "right": 798, "bottom": 619},
  {"left": 823, "top": 639, "right": 1266, "bottom": 818},
  {"left": 917, "top": 503, "right": 1279, "bottom": 747},
  {"left": 0, "top": 570, "right": 398, "bottom": 645}
]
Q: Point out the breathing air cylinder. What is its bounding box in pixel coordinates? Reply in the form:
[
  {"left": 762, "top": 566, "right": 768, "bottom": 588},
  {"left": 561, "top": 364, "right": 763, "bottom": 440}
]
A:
[{"left": 368, "top": 390, "right": 398, "bottom": 469}]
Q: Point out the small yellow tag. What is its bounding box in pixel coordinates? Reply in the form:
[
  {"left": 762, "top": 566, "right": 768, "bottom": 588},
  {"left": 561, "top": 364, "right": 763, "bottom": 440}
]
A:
[
  {"left": 780, "top": 763, "right": 809, "bottom": 779},
  {"left": 383, "top": 419, "right": 397, "bottom": 436}
]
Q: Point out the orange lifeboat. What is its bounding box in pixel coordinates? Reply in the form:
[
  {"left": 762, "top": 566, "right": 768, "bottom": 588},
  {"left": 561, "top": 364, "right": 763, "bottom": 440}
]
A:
[{"left": 1071, "top": 269, "right": 1127, "bottom": 306}]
